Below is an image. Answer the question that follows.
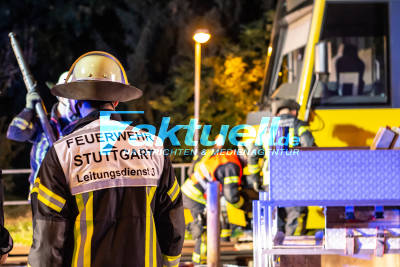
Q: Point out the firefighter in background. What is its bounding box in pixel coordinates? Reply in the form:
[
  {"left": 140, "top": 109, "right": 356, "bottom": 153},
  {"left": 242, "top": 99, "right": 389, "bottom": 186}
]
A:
[
  {"left": 273, "top": 98, "right": 316, "bottom": 236},
  {"left": 248, "top": 98, "right": 316, "bottom": 235},
  {"left": 247, "top": 99, "right": 315, "bottom": 191},
  {"left": 28, "top": 51, "right": 185, "bottom": 267},
  {"left": 242, "top": 140, "right": 262, "bottom": 192},
  {"left": 6, "top": 72, "right": 79, "bottom": 186},
  {"left": 271, "top": 98, "right": 314, "bottom": 147},
  {"left": 182, "top": 150, "right": 249, "bottom": 265}
]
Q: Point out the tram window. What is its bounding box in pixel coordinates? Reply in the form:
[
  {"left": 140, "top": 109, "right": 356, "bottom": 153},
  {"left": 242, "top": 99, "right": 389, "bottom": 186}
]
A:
[
  {"left": 312, "top": 3, "right": 389, "bottom": 106},
  {"left": 275, "top": 47, "right": 305, "bottom": 99}
]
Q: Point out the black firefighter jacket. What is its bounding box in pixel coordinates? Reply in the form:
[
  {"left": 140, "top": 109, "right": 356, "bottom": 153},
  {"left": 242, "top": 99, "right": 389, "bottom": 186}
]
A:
[{"left": 28, "top": 111, "right": 185, "bottom": 267}]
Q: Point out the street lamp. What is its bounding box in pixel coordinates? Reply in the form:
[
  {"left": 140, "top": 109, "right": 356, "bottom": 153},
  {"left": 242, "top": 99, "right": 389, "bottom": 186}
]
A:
[{"left": 193, "top": 29, "right": 211, "bottom": 156}]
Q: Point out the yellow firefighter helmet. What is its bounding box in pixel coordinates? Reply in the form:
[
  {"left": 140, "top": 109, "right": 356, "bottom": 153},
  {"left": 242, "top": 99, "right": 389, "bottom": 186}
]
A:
[{"left": 52, "top": 51, "right": 142, "bottom": 102}]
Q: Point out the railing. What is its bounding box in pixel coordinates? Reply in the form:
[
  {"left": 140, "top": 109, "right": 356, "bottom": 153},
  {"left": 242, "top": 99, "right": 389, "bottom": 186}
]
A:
[{"left": 1, "top": 163, "right": 192, "bottom": 206}]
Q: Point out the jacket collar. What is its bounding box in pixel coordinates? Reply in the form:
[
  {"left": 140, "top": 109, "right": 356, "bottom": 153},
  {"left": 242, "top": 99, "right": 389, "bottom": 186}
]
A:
[
  {"left": 279, "top": 113, "right": 296, "bottom": 120},
  {"left": 63, "top": 109, "right": 119, "bottom": 135}
]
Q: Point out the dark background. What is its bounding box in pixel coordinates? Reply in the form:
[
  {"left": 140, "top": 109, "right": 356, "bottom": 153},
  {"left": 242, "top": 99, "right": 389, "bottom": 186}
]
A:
[{"left": 0, "top": 0, "right": 275, "bottom": 198}]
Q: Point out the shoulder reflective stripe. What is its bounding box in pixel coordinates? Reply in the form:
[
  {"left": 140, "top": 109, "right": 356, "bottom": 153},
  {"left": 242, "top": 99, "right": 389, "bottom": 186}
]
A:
[
  {"left": 231, "top": 196, "right": 244, "bottom": 209},
  {"left": 34, "top": 178, "right": 66, "bottom": 212},
  {"left": 37, "top": 190, "right": 64, "bottom": 212},
  {"left": 38, "top": 181, "right": 66, "bottom": 205},
  {"left": 167, "top": 178, "right": 180, "bottom": 202},
  {"left": 15, "top": 117, "right": 29, "bottom": 126},
  {"left": 12, "top": 122, "right": 26, "bottom": 131},
  {"left": 162, "top": 254, "right": 181, "bottom": 267},
  {"left": 146, "top": 187, "right": 157, "bottom": 267},
  {"left": 11, "top": 117, "right": 32, "bottom": 130},
  {"left": 298, "top": 126, "right": 309, "bottom": 136},
  {"left": 181, "top": 180, "right": 206, "bottom": 205},
  {"left": 72, "top": 192, "right": 93, "bottom": 267},
  {"left": 12, "top": 121, "right": 28, "bottom": 131},
  {"left": 224, "top": 176, "right": 239, "bottom": 184}
]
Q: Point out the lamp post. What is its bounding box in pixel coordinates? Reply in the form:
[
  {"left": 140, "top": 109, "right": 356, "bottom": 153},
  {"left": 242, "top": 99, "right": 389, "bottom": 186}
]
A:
[{"left": 193, "top": 29, "right": 211, "bottom": 156}]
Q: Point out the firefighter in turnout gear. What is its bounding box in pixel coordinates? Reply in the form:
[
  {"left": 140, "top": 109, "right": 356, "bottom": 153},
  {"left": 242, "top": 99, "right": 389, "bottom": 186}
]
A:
[
  {"left": 7, "top": 72, "right": 79, "bottom": 186},
  {"left": 272, "top": 98, "right": 315, "bottom": 235},
  {"left": 28, "top": 51, "right": 185, "bottom": 267},
  {"left": 271, "top": 98, "right": 314, "bottom": 147},
  {"left": 182, "top": 151, "right": 247, "bottom": 265},
  {"left": 248, "top": 98, "right": 315, "bottom": 236}
]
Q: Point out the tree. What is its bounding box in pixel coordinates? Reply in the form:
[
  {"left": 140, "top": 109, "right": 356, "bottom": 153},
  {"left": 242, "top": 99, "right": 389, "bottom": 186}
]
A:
[
  {"left": 149, "top": 12, "right": 273, "bottom": 161},
  {"left": 0, "top": 0, "right": 276, "bottom": 171}
]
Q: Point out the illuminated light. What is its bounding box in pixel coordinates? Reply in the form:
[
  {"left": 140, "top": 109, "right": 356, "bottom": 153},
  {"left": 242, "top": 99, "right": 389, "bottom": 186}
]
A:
[
  {"left": 193, "top": 29, "right": 211, "bottom": 44},
  {"left": 278, "top": 72, "right": 282, "bottom": 77},
  {"left": 267, "top": 46, "right": 273, "bottom": 56}
]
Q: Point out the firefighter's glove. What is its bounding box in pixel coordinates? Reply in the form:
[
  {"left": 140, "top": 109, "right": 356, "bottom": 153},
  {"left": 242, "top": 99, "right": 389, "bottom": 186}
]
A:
[{"left": 25, "top": 91, "right": 41, "bottom": 110}]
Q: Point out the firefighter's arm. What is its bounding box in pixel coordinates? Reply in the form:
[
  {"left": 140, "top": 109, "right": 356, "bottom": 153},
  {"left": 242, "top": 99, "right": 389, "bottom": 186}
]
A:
[
  {"left": 298, "top": 126, "right": 315, "bottom": 147},
  {"left": 6, "top": 108, "right": 39, "bottom": 142},
  {"left": 247, "top": 144, "right": 262, "bottom": 174},
  {"left": 217, "top": 162, "right": 245, "bottom": 208},
  {"left": 247, "top": 144, "right": 263, "bottom": 191},
  {"left": 28, "top": 147, "right": 75, "bottom": 267},
  {"left": 154, "top": 156, "right": 185, "bottom": 267}
]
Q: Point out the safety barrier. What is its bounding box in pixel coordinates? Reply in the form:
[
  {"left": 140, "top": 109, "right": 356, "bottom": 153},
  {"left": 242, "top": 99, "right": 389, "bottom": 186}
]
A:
[
  {"left": 1, "top": 163, "right": 192, "bottom": 206},
  {"left": 253, "top": 149, "right": 400, "bottom": 267}
]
